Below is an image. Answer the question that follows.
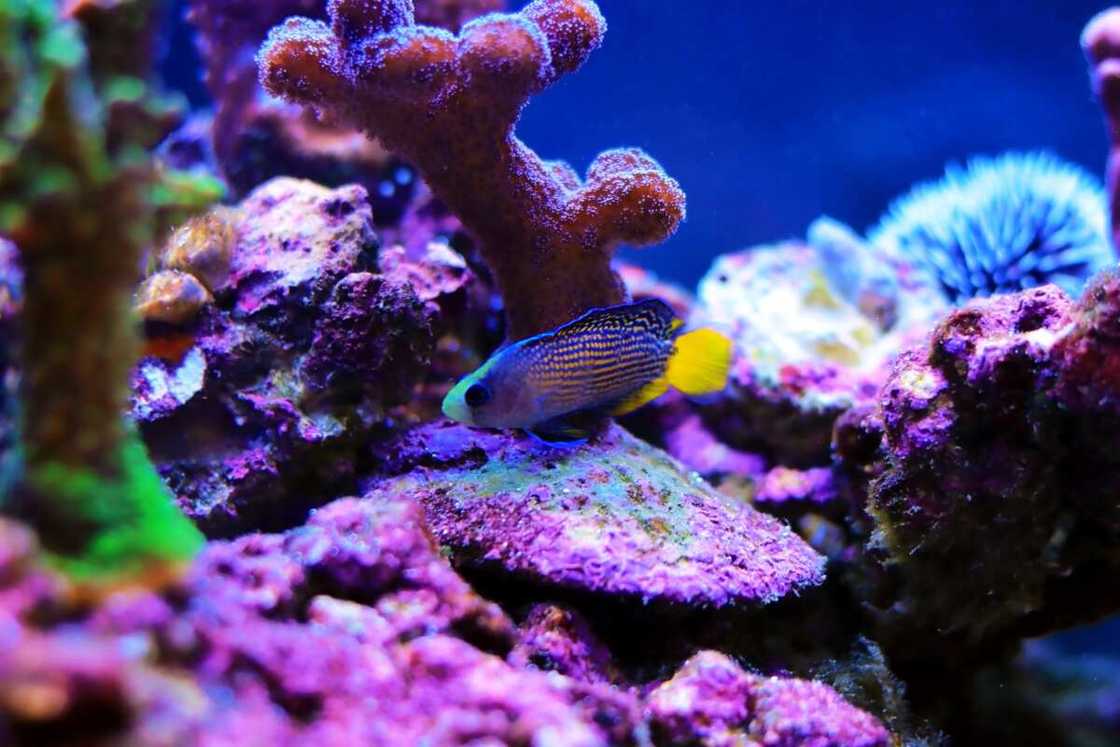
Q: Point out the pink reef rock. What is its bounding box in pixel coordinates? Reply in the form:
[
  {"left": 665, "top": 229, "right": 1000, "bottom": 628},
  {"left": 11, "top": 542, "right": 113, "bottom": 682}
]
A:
[
  {"left": 131, "top": 178, "right": 454, "bottom": 536},
  {"left": 645, "top": 651, "right": 891, "bottom": 747},
  {"left": 0, "top": 498, "right": 662, "bottom": 745},
  {"left": 368, "top": 420, "right": 825, "bottom": 608},
  {"left": 509, "top": 604, "right": 618, "bottom": 685},
  {"left": 860, "top": 275, "right": 1120, "bottom": 665},
  {"left": 693, "top": 219, "right": 945, "bottom": 469}
]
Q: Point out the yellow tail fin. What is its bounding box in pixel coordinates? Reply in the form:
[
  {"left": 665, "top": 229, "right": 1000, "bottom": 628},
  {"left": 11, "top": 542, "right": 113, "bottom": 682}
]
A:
[{"left": 666, "top": 328, "right": 732, "bottom": 396}]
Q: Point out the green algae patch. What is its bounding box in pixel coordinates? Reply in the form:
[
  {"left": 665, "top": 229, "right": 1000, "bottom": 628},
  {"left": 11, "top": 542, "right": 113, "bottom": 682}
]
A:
[{"left": 27, "top": 435, "right": 203, "bottom": 584}]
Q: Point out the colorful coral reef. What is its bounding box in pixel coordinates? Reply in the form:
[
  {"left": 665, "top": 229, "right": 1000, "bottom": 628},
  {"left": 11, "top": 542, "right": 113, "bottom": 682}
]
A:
[
  {"left": 367, "top": 420, "right": 826, "bottom": 608},
  {"left": 2, "top": 1, "right": 1120, "bottom": 745},
  {"left": 259, "top": 0, "right": 686, "bottom": 340},
  {"left": 0, "top": 497, "right": 892, "bottom": 744},
  {"left": 132, "top": 178, "right": 447, "bottom": 536}
]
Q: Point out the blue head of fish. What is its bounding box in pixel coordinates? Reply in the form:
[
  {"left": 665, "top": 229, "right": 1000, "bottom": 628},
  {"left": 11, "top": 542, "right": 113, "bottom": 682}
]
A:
[{"left": 441, "top": 354, "right": 540, "bottom": 430}]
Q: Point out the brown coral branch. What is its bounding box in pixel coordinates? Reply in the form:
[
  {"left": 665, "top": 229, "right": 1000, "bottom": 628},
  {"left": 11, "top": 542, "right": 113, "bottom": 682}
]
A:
[{"left": 259, "top": 0, "right": 685, "bottom": 340}]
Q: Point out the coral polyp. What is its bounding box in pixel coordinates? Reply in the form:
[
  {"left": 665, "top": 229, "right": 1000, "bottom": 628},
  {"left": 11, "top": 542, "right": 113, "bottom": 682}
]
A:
[{"left": 870, "top": 152, "right": 1114, "bottom": 303}]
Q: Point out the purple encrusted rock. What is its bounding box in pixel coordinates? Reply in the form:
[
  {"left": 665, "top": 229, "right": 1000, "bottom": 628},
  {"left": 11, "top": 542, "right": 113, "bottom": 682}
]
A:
[
  {"left": 645, "top": 651, "right": 891, "bottom": 747},
  {"left": 368, "top": 420, "right": 825, "bottom": 608},
  {"left": 1, "top": 497, "right": 657, "bottom": 744},
  {"left": 217, "top": 178, "right": 378, "bottom": 330},
  {"left": 300, "top": 271, "right": 433, "bottom": 403},
  {"left": 746, "top": 672, "right": 892, "bottom": 747},
  {"left": 754, "top": 467, "right": 843, "bottom": 521},
  {"left": 863, "top": 276, "right": 1120, "bottom": 665},
  {"left": 645, "top": 650, "right": 755, "bottom": 745},
  {"left": 131, "top": 178, "right": 443, "bottom": 536},
  {"left": 509, "top": 604, "right": 618, "bottom": 685}
]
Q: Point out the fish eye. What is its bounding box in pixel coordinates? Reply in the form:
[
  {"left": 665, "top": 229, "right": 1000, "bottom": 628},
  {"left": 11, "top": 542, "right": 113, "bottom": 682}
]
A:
[{"left": 464, "top": 383, "right": 491, "bottom": 408}]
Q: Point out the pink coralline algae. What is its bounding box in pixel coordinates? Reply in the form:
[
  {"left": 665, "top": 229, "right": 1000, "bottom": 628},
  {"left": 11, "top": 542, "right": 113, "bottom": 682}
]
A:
[
  {"left": 259, "top": 0, "right": 686, "bottom": 340},
  {"left": 509, "top": 604, "right": 619, "bottom": 685},
  {"left": 0, "top": 500, "right": 664, "bottom": 745},
  {"left": 863, "top": 276, "right": 1120, "bottom": 662},
  {"left": 693, "top": 224, "right": 943, "bottom": 469},
  {"left": 645, "top": 651, "right": 891, "bottom": 747},
  {"left": 368, "top": 420, "right": 826, "bottom": 607},
  {"left": 131, "top": 178, "right": 446, "bottom": 536}
]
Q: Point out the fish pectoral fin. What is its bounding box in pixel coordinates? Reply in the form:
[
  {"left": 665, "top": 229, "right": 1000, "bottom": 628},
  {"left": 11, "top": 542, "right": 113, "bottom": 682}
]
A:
[
  {"left": 527, "top": 409, "right": 610, "bottom": 446},
  {"left": 608, "top": 376, "right": 670, "bottom": 416},
  {"left": 667, "top": 328, "right": 733, "bottom": 395},
  {"left": 527, "top": 421, "right": 591, "bottom": 447}
]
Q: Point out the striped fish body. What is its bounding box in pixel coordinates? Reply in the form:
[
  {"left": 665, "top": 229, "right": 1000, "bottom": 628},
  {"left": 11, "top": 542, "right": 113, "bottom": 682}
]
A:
[{"left": 515, "top": 300, "right": 678, "bottom": 423}]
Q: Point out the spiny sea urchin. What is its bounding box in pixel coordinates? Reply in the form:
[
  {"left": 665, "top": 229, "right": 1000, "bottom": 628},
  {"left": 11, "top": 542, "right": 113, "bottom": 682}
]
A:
[{"left": 869, "top": 152, "right": 1115, "bottom": 304}]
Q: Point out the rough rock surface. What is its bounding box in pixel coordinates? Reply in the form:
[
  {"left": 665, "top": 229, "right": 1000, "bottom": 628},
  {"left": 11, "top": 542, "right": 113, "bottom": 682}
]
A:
[
  {"left": 645, "top": 650, "right": 891, "bottom": 747},
  {"left": 694, "top": 225, "right": 942, "bottom": 469},
  {"left": 0, "top": 501, "right": 659, "bottom": 745},
  {"left": 131, "top": 178, "right": 447, "bottom": 537},
  {"left": 509, "top": 604, "right": 619, "bottom": 685},
  {"left": 367, "top": 420, "right": 826, "bottom": 608},
  {"left": 862, "top": 276, "right": 1120, "bottom": 662}
]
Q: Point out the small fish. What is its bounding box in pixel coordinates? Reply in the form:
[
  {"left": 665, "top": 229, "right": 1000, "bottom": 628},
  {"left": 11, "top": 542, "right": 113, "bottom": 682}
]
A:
[{"left": 441, "top": 299, "right": 732, "bottom": 444}]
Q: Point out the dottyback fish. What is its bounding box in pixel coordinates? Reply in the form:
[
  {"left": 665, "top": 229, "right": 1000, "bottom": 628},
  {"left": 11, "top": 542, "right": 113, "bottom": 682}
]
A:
[{"left": 441, "top": 299, "right": 733, "bottom": 444}]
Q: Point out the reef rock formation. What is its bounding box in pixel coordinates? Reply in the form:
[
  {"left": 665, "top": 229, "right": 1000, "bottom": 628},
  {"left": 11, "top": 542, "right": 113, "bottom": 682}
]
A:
[
  {"left": 857, "top": 275, "right": 1120, "bottom": 671},
  {"left": 645, "top": 650, "right": 891, "bottom": 747},
  {"left": 691, "top": 219, "right": 944, "bottom": 469},
  {"left": 132, "top": 178, "right": 454, "bottom": 537},
  {"left": 259, "top": 0, "right": 686, "bottom": 340},
  {"left": 368, "top": 420, "right": 825, "bottom": 608},
  {"left": 0, "top": 499, "right": 653, "bottom": 744}
]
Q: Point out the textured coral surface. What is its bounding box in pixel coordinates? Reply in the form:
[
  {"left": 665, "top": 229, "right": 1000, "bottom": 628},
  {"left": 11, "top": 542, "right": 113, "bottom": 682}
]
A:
[
  {"left": 646, "top": 651, "right": 891, "bottom": 747},
  {"left": 369, "top": 420, "right": 826, "bottom": 607},
  {"left": 865, "top": 278, "right": 1120, "bottom": 666},
  {"left": 133, "top": 178, "right": 443, "bottom": 536},
  {"left": 5, "top": 2, "right": 1120, "bottom": 745}
]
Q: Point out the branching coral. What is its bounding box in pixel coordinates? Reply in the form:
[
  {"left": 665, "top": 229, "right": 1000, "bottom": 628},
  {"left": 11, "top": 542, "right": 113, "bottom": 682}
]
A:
[
  {"left": 188, "top": 0, "right": 500, "bottom": 202},
  {"left": 258, "top": 0, "right": 686, "bottom": 340},
  {"left": 0, "top": 0, "right": 215, "bottom": 591}
]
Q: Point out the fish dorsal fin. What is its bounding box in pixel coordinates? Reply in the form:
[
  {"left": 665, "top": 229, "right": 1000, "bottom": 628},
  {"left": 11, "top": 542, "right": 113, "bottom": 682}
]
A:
[
  {"left": 666, "top": 328, "right": 733, "bottom": 395},
  {"left": 608, "top": 376, "right": 670, "bottom": 416},
  {"left": 551, "top": 298, "right": 677, "bottom": 340}
]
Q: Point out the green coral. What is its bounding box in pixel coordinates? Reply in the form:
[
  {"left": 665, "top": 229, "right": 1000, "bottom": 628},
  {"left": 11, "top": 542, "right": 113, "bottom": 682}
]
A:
[
  {"left": 0, "top": 0, "right": 210, "bottom": 587},
  {"left": 28, "top": 434, "right": 203, "bottom": 580}
]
